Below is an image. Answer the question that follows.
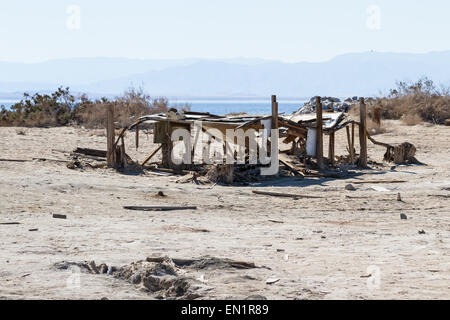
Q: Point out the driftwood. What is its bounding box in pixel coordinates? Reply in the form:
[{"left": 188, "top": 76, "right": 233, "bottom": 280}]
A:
[
  {"left": 0, "top": 158, "right": 29, "bottom": 162},
  {"left": 252, "top": 190, "right": 322, "bottom": 199},
  {"left": 33, "top": 158, "right": 71, "bottom": 163},
  {"left": 73, "top": 148, "right": 107, "bottom": 158},
  {"left": 52, "top": 214, "right": 67, "bottom": 219},
  {"left": 367, "top": 133, "right": 420, "bottom": 164},
  {"left": 145, "top": 256, "right": 258, "bottom": 269},
  {"left": 350, "top": 180, "right": 406, "bottom": 184},
  {"left": 71, "top": 153, "right": 106, "bottom": 162},
  {"left": 123, "top": 206, "right": 197, "bottom": 211}
]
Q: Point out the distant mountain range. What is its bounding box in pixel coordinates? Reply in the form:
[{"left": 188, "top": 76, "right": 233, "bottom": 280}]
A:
[{"left": 1, "top": 52, "right": 449, "bottom": 99}]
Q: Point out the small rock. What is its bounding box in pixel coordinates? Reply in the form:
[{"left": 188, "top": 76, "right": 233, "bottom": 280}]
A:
[
  {"left": 266, "top": 278, "right": 280, "bottom": 285},
  {"left": 107, "top": 266, "right": 114, "bottom": 275},
  {"left": 397, "top": 193, "right": 402, "bottom": 201},
  {"left": 345, "top": 184, "right": 356, "bottom": 191},
  {"left": 418, "top": 230, "right": 426, "bottom": 234},
  {"left": 246, "top": 295, "right": 267, "bottom": 300},
  {"left": 400, "top": 213, "right": 407, "bottom": 220},
  {"left": 276, "top": 249, "right": 285, "bottom": 252}
]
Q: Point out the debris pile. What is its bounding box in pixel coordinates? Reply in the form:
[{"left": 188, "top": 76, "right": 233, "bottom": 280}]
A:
[
  {"left": 54, "top": 256, "right": 261, "bottom": 300},
  {"left": 48, "top": 95, "right": 422, "bottom": 184},
  {"left": 295, "top": 96, "right": 375, "bottom": 114}
]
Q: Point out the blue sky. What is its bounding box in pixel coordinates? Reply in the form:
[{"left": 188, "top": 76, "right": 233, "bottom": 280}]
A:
[{"left": 0, "top": 0, "right": 449, "bottom": 63}]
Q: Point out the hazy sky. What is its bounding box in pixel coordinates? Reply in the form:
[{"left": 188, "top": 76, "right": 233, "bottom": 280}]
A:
[{"left": 1, "top": 0, "right": 449, "bottom": 63}]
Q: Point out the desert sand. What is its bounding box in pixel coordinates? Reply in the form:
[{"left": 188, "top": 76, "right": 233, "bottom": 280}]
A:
[{"left": 0, "top": 120, "right": 449, "bottom": 300}]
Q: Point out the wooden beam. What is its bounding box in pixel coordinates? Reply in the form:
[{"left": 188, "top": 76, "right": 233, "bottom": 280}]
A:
[
  {"left": 315, "top": 96, "right": 325, "bottom": 169},
  {"left": 252, "top": 190, "right": 322, "bottom": 199},
  {"left": 123, "top": 206, "right": 197, "bottom": 211},
  {"left": 106, "top": 104, "right": 115, "bottom": 167},
  {"left": 359, "top": 98, "right": 368, "bottom": 167},
  {"left": 141, "top": 145, "right": 162, "bottom": 166}
]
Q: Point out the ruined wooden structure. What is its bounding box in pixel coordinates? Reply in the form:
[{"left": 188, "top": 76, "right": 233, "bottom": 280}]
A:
[{"left": 104, "top": 96, "right": 419, "bottom": 180}]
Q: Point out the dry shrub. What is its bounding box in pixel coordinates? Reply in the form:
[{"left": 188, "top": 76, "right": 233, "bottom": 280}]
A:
[
  {"left": 0, "top": 86, "right": 184, "bottom": 129},
  {"left": 373, "top": 78, "right": 450, "bottom": 125},
  {"left": 74, "top": 87, "right": 170, "bottom": 128}
]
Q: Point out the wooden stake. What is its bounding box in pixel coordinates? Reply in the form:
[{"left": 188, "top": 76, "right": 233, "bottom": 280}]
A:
[
  {"left": 271, "top": 95, "right": 278, "bottom": 130},
  {"left": 351, "top": 122, "right": 355, "bottom": 163},
  {"left": 316, "top": 96, "right": 325, "bottom": 170},
  {"left": 359, "top": 98, "right": 368, "bottom": 167},
  {"left": 106, "top": 104, "right": 115, "bottom": 167},
  {"left": 346, "top": 126, "right": 354, "bottom": 164},
  {"left": 328, "top": 131, "right": 335, "bottom": 165},
  {"left": 135, "top": 123, "right": 139, "bottom": 150}
]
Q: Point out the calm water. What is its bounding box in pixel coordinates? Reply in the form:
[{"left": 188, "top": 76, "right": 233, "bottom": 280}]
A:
[
  {"left": 0, "top": 99, "right": 306, "bottom": 115},
  {"left": 169, "top": 100, "right": 306, "bottom": 115}
]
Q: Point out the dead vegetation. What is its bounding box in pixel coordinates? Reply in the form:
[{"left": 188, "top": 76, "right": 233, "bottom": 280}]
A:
[
  {"left": 0, "top": 86, "right": 190, "bottom": 128},
  {"left": 372, "top": 78, "right": 450, "bottom": 125}
]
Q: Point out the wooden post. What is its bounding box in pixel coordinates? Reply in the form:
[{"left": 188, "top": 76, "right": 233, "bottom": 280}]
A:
[
  {"left": 328, "top": 131, "right": 335, "bottom": 165},
  {"left": 351, "top": 122, "right": 355, "bottom": 163},
  {"left": 270, "top": 95, "right": 279, "bottom": 166},
  {"left": 359, "top": 98, "right": 368, "bottom": 167},
  {"left": 135, "top": 123, "right": 139, "bottom": 150},
  {"left": 316, "top": 96, "right": 325, "bottom": 170},
  {"left": 120, "top": 135, "right": 128, "bottom": 169},
  {"left": 271, "top": 95, "right": 278, "bottom": 130},
  {"left": 346, "top": 126, "right": 354, "bottom": 164},
  {"left": 106, "top": 104, "right": 115, "bottom": 167}
]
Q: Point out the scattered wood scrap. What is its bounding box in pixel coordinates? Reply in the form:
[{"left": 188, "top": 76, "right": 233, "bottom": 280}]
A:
[
  {"left": 52, "top": 214, "right": 67, "bottom": 219},
  {"left": 428, "top": 194, "right": 450, "bottom": 199},
  {"left": 350, "top": 180, "right": 406, "bottom": 184},
  {"left": 123, "top": 206, "right": 197, "bottom": 211},
  {"left": 279, "top": 154, "right": 304, "bottom": 178},
  {"left": 0, "top": 222, "right": 21, "bottom": 225},
  {"left": 73, "top": 148, "right": 107, "bottom": 158},
  {"left": 145, "top": 256, "right": 258, "bottom": 269},
  {"left": 252, "top": 190, "right": 322, "bottom": 199},
  {"left": 33, "top": 158, "right": 70, "bottom": 163},
  {"left": 0, "top": 158, "right": 29, "bottom": 162}
]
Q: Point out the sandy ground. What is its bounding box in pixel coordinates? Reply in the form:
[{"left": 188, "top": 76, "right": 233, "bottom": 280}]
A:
[{"left": 0, "top": 120, "right": 449, "bottom": 300}]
